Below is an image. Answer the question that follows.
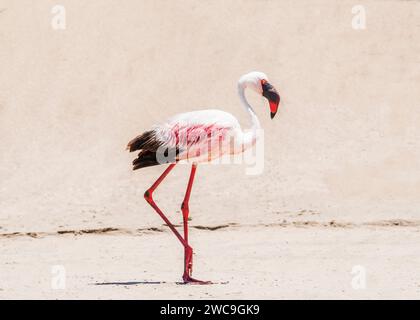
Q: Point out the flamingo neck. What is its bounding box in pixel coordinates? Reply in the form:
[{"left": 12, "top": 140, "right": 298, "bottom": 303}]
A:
[{"left": 238, "top": 84, "right": 261, "bottom": 131}]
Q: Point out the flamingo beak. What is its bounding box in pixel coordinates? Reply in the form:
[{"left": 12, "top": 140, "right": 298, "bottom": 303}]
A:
[{"left": 262, "top": 80, "right": 280, "bottom": 119}]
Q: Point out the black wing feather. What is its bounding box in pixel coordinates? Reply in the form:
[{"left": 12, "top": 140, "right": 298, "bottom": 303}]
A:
[{"left": 127, "top": 130, "right": 178, "bottom": 170}]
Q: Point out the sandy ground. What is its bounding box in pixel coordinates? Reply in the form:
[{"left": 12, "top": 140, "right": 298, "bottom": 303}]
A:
[
  {"left": 1, "top": 0, "right": 420, "bottom": 299},
  {"left": 1, "top": 224, "right": 420, "bottom": 299}
]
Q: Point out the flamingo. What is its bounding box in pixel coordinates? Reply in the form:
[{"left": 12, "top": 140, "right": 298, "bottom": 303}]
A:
[{"left": 127, "top": 71, "right": 280, "bottom": 284}]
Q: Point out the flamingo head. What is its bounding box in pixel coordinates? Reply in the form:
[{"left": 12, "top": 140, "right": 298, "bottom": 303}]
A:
[{"left": 239, "top": 71, "right": 280, "bottom": 119}]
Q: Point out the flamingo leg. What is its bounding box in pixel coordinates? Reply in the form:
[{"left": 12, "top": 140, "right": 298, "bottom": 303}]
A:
[
  {"left": 144, "top": 163, "right": 210, "bottom": 284},
  {"left": 181, "top": 164, "right": 211, "bottom": 284},
  {"left": 144, "top": 164, "right": 187, "bottom": 248}
]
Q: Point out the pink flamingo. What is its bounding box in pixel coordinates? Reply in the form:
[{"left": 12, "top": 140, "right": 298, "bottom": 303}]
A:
[{"left": 127, "top": 71, "right": 280, "bottom": 284}]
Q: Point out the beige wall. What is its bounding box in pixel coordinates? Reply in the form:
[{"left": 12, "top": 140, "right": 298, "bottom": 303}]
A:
[{"left": 1, "top": 0, "right": 419, "bottom": 231}]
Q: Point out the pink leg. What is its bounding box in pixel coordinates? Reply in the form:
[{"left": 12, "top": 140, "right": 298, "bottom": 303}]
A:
[
  {"left": 144, "top": 164, "right": 187, "bottom": 248},
  {"left": 181, "top": 164, "right": 211, "bottom": 284},
  {"left": 144, "top": 163, "right": 210, "bottom": 284}
]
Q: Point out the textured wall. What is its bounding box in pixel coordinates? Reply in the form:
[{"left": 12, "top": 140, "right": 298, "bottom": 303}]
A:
[{"left": 1, "top": 0, "right": 419, "bottom": 232}]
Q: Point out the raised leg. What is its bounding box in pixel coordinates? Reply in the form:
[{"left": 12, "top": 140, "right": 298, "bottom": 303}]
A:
[
  {"left": 181, "top": 164, "right": 211, "bottom": 284},
  {"left": 144, "top": 164, "right": 187, "bottom": 248}
]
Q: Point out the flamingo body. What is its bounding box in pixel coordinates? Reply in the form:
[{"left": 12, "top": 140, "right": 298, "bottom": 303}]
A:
[{"left": 128, "top": 109, "right": 246, "bottom": 169}]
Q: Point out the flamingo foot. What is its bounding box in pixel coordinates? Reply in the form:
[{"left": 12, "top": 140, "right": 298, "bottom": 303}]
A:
[
  {"left": 182, "top": 247, "right": 211, "bottom": 284},
  {"left": 182, "top": 273, "right": 212, "bottom": 285}
]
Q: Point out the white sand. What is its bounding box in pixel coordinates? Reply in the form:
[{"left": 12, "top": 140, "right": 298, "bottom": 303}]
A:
[{"left": 0, "top": 0, "right": 419, "bottom": 299}]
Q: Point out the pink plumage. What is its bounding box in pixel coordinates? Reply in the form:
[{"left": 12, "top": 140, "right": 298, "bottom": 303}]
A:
[{"left": 128, "top": 109, "right": 244, "bottom": 169}]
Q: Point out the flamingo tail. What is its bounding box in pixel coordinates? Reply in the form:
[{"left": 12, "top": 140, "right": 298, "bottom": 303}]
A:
[{"left": 127, "top": 130, "right": 178, "bottom": 170}]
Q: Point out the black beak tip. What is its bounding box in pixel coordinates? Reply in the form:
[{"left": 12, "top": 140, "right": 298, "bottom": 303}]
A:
[{"left": 270, "top": 112, "right": 276, "bottom": 119}]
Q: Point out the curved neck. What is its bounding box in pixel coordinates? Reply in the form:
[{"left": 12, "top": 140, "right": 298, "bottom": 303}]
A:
[{"left": 237, "top": 84, "right": 261, "bottom": 131}]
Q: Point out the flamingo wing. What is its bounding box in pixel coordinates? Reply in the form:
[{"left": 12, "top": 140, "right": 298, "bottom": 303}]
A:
[{"left": 127, "top": 109, "right": 240, "bottom": 169}]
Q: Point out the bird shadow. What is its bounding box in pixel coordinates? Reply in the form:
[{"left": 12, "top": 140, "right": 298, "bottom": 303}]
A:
[
  {"left": 92, "top": 281, "right": 165, "bottom": 286},
  {"left": 92, "top": 280, "right": 228, "bottom": 286}
]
